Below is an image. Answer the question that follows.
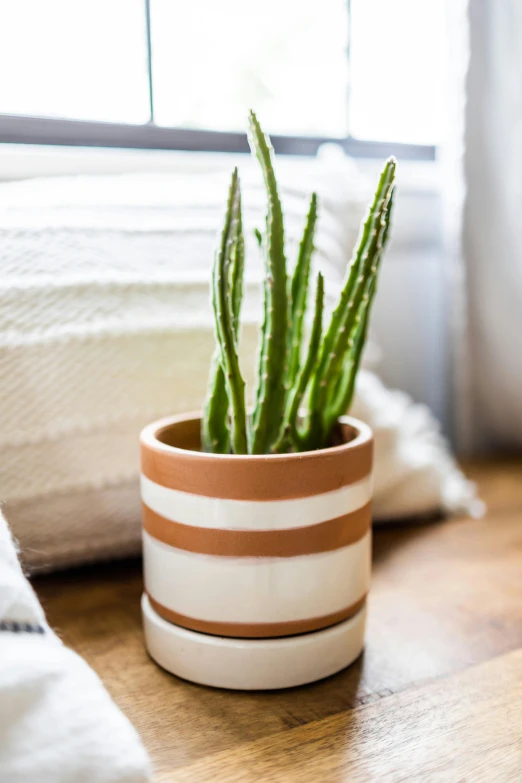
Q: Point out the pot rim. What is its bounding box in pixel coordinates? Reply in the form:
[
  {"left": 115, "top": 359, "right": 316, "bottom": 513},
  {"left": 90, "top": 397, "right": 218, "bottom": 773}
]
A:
[{"left": 140, "top": 411, "right": 372, "bottom": 463}]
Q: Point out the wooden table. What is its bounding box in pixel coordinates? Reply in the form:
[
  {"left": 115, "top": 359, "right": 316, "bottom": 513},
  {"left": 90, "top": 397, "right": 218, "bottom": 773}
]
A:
[{"left": 34, "top": 461, "right": 522, "bottom": 782}]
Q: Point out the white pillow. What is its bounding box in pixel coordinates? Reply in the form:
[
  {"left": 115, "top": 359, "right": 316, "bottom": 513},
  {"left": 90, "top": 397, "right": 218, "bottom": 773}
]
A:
[
  {"left": 0, "top": 153, "right": 369, "bottom": 571},
  {"left": 0, "top": 152, "right": 481, "bottom": 571}
]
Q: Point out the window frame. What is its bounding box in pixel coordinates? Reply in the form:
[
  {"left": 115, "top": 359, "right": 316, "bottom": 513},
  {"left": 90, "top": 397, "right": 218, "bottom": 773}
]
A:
[{"left": 0, "top": 113, "right": 434, "bottom": 160}]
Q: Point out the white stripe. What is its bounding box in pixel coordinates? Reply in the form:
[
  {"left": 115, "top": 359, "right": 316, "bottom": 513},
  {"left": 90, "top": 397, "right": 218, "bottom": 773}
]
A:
[
  {"left": 140, "top": 473, "right": 373, "bottom": 531},
  {"left": 143, "top": 530, "right": 371, "bottom": 624}
]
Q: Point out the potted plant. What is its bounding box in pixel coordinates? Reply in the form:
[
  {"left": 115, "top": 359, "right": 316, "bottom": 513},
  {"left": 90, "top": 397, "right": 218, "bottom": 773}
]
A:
[{"left": 141, "top": 111, "right": 395, "bottom": 690}]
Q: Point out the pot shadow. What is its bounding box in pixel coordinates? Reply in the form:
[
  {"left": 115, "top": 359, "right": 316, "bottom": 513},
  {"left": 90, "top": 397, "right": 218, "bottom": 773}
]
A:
[
  {"left": 180, "top": 645, "right": 368, "bottom": 739},
  {"left": 258, "top": 648, "right": 366, "bottom": 717},
  {"left": 372, "top": 512, "right": 447, "bottom": 568}
]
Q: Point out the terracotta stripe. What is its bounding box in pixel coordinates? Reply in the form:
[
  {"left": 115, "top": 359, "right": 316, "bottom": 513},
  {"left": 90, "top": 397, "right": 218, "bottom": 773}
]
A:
[
  {"left": 140, "top": 414, "right": 373, "bottom": 500},
  {"left": 147, "top": 594, "right": 367, "bottom": 638},
  {"left": 142, "top": 501, "right": 371, "bottom": 557}
]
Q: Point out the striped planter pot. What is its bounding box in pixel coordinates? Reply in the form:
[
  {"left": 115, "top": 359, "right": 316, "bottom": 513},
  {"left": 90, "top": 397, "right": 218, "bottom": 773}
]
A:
[{"left": 140, "top": 412, "right": 373, "bottom": 690}]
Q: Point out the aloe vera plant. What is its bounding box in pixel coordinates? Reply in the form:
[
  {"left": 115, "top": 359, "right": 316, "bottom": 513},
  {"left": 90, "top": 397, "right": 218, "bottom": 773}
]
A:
[{"left": 202, "top": 111, "right": 396, "bottom": 454}]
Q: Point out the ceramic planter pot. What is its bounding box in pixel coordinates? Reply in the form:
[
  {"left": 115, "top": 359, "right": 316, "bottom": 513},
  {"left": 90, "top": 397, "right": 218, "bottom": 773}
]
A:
[{"left": 140, "top": 412, "right": 373, "bottom": 690}]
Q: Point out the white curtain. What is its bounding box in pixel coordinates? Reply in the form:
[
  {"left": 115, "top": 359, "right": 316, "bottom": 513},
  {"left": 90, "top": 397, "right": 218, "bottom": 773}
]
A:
[{"left": 456, "top": 0, "right": 522, "bottom": 450}]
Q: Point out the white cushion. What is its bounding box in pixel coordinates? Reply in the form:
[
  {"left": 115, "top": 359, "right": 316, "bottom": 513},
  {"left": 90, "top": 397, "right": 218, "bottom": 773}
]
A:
[
  {"left": 0, "top": 152, "right": 368, "bottom": 571},
  {"left": 0, "top": 151, "right": 481, "bottom": 571}
]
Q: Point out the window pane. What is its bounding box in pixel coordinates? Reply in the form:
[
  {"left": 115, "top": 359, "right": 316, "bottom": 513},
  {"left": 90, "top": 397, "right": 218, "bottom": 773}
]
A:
[
  {"left": 151, "top": 0, "right": 349, "bottom": 137},
  {"left": 0, "top": 0, "right": 149, "bottom": 124},
  {"left": 349, "top": 0, "right": 446, "bottom": 145}
]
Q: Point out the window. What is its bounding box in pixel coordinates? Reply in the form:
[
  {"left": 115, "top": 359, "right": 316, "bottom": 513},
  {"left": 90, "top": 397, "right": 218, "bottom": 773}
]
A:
[
  {"left": 150, "top": 0, "right": 349, "bottom": 138},
  {"left": 0, "top": 0, "right": 444, "bottom": 158},
  {"left": 0, "top": 0, "right": 149, "bottom": 124}
]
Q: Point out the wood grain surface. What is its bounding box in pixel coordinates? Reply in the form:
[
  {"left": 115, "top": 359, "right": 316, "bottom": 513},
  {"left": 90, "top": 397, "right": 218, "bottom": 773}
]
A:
[
  {"left": 165, "top": 650, "right": 522, "bottom": 783},
  {"left": 34, "top": 460, "right": 522, "bottom": 782}
]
